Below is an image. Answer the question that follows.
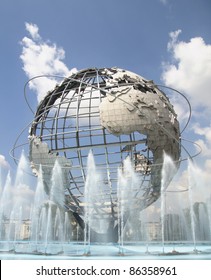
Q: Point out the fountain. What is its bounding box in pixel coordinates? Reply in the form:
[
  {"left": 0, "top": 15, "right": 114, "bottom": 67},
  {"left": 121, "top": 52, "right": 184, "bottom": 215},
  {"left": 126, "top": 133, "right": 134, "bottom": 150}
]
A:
[
  {"left": 0, "top": 150, "right": 211, "bottom": 259},
  {"left": 117, "top": 156, "right": 140, "bottom": 255},
  {"left": 84, "top": 151, "right": 99, "bottom": 255},
  {"left": 0, "top": 171, "right": 12, "bottom": 241},
  {"left": 160, "top": 152, "right": 177, "bottom": 253},
  {"left": 30, "top": 165, "right": 46, "bottom": 244},
  {"left": 188, "top": 158, "right": 197, "bottom": 251}
]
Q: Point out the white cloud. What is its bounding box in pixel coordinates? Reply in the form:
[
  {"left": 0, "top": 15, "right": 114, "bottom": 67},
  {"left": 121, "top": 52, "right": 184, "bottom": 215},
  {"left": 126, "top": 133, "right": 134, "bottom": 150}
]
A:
[
  {"left": 167, "top": 30, "right": 182, "bottom": 51},
  {"left": 20, "top": 22, "right": 77, "bottom": 103},
  {"left": 0, "top": 154, "right": 9, "bottom": 169},
  {"left": 162, "top": 30, "right": 211, "bottom": 155},
  {"left": 192, "top": 123, "right": 211, "bottom": 157},
  {"left": 162, "top": 30, "right": 211, "bottom": 110},
  {"left": 159, "top": 0, "right": 168, "bottom": 5},
  {"left": 25, "top": 22, "right": 40, "bottom": 40}
]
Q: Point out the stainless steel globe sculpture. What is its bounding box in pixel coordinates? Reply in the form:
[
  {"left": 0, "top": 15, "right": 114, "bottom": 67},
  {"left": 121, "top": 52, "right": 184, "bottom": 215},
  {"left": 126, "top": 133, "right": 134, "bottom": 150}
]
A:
[{"left": 28, "top": 67, "right": 180, "bottom": 241}]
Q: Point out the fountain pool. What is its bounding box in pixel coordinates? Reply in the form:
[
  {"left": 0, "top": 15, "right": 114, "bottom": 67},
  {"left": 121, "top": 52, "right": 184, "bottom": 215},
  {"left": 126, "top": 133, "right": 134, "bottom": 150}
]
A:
[{"left": 1, "top": 241, "right": 211, "bottom": 260}]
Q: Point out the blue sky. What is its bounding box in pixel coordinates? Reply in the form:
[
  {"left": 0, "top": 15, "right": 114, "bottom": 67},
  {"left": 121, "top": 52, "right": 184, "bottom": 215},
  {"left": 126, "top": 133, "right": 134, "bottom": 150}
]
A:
[{"left": 0, "top": 0, "right": 211, "bottom": 202}]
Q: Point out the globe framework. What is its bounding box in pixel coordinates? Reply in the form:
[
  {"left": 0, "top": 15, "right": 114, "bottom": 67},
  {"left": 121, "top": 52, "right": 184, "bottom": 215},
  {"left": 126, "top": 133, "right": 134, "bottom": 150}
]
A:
[{"left": 28, "top": 67, "right": 180, "bottom": 241}]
